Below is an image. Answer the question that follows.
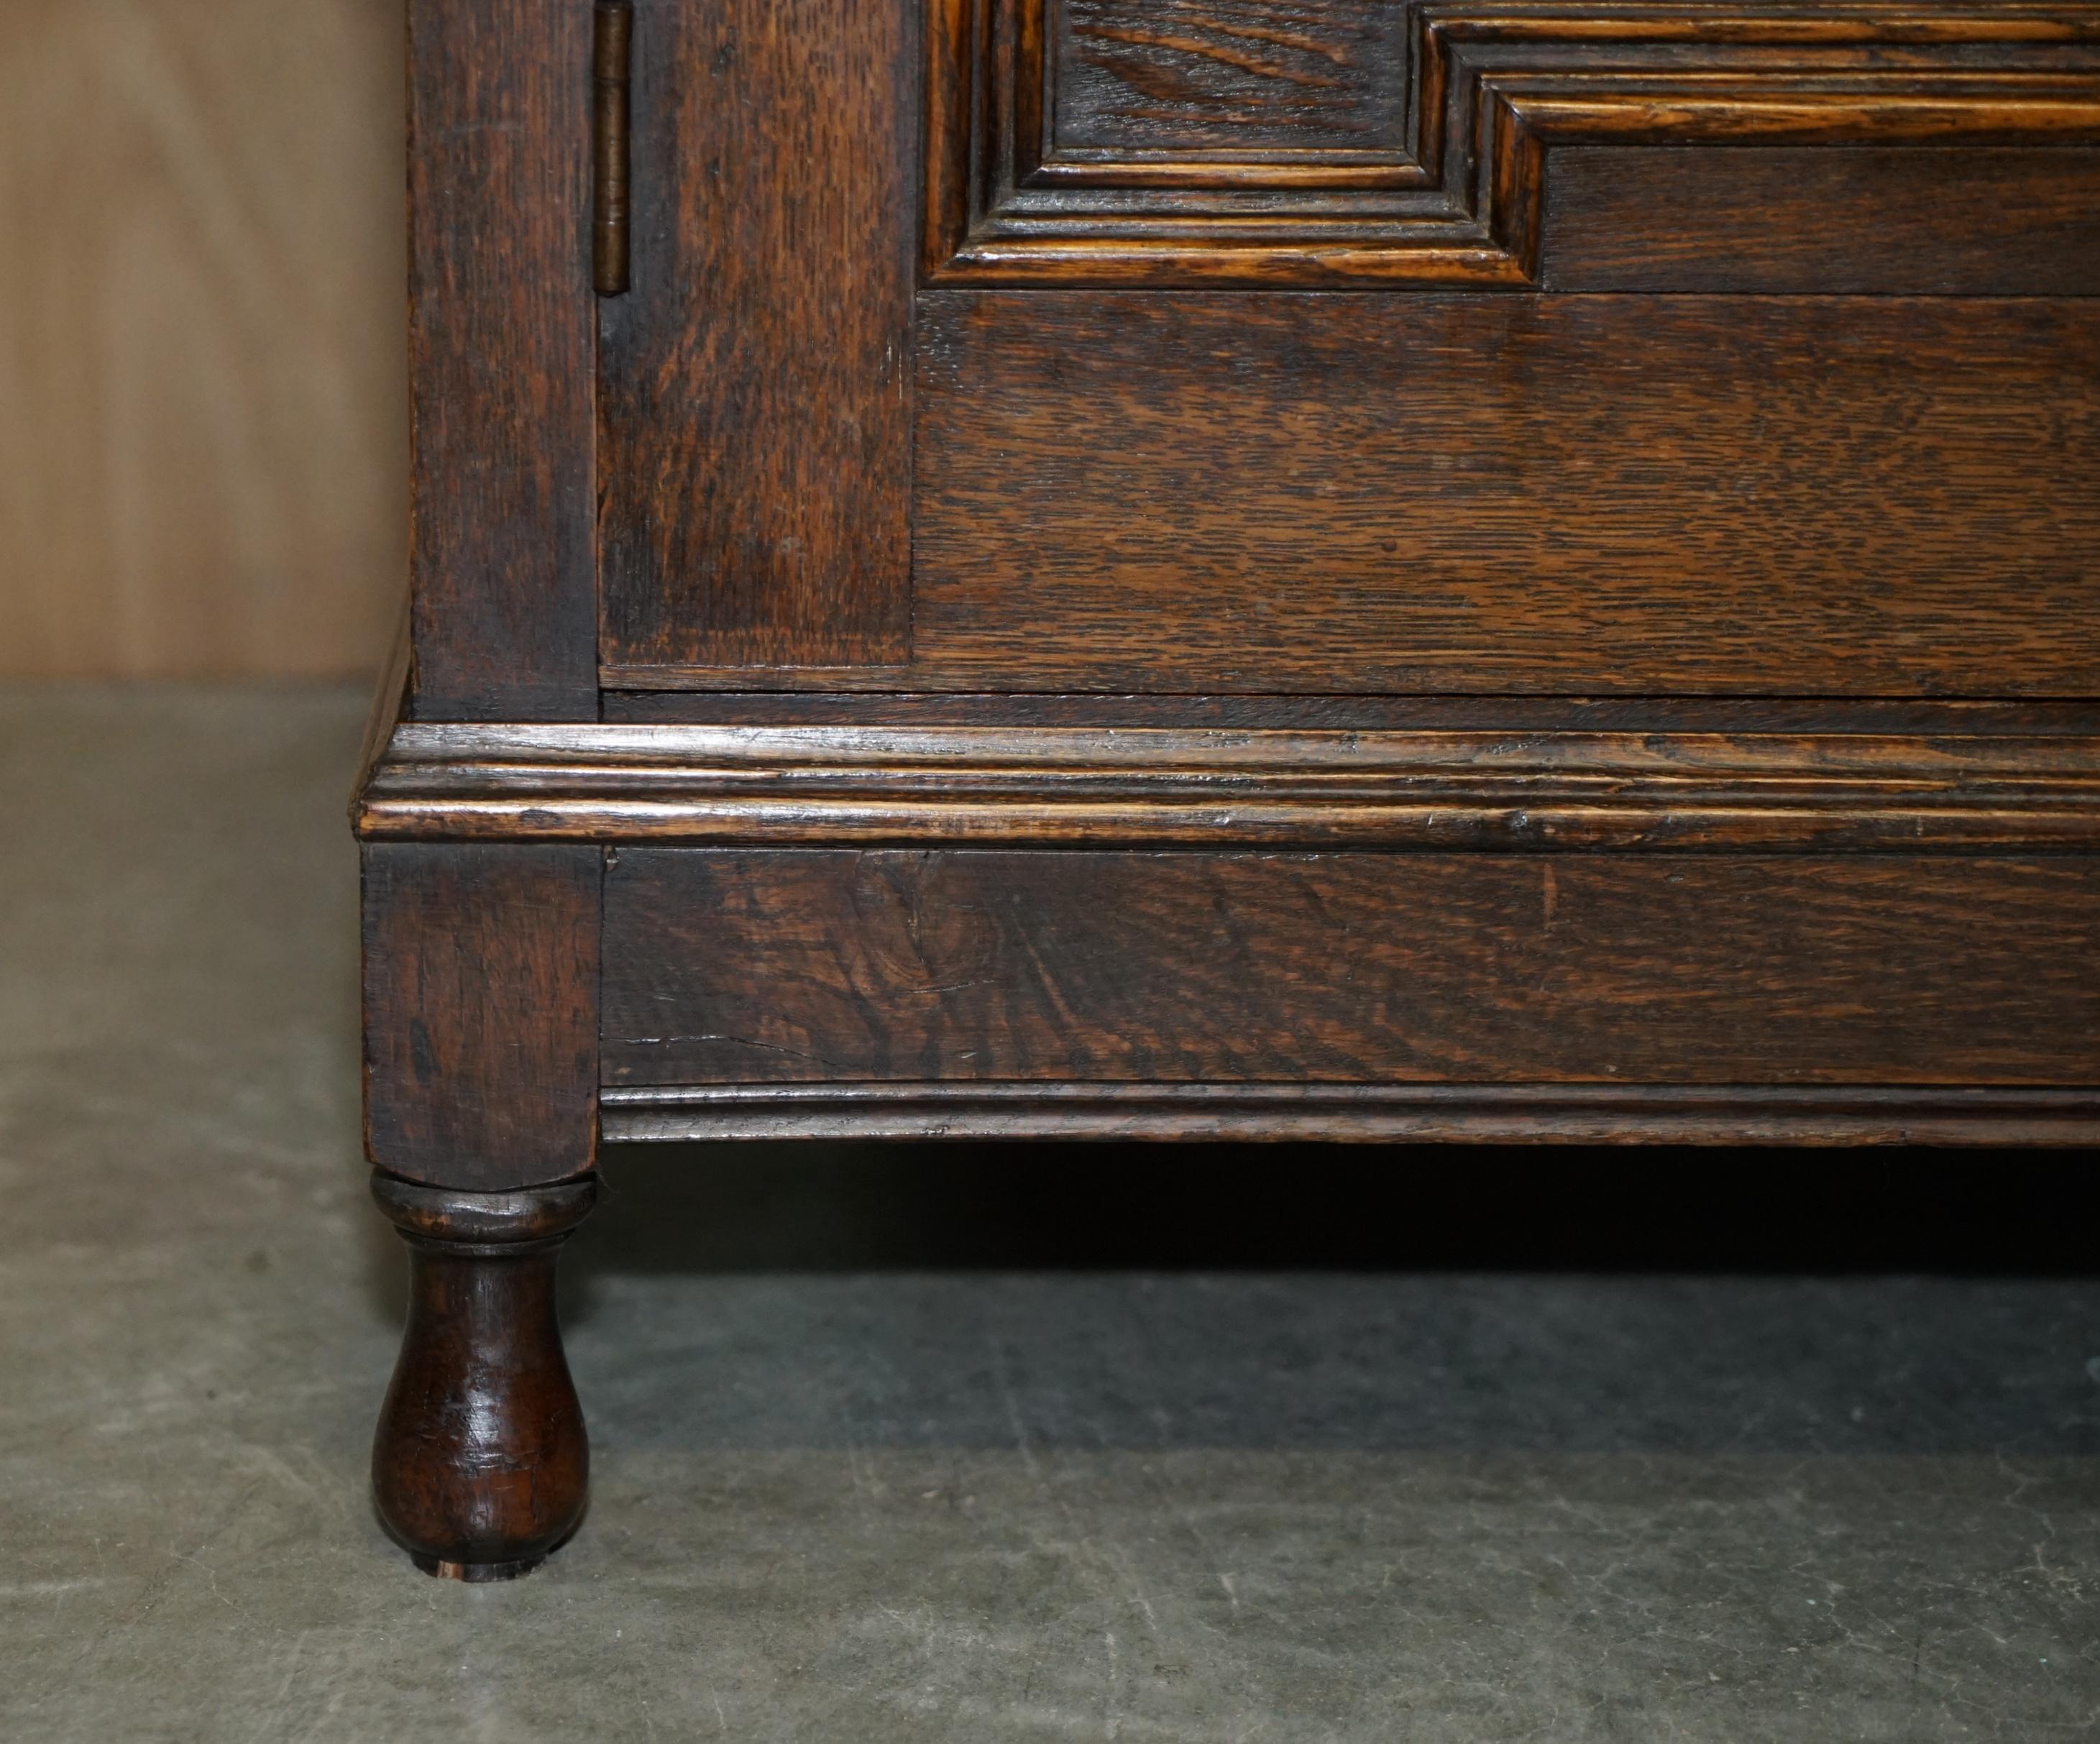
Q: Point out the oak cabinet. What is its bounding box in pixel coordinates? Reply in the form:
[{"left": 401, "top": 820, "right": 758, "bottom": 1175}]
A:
[{"left": 355, "top": 0, "right": 2100, "bottom": 1577}]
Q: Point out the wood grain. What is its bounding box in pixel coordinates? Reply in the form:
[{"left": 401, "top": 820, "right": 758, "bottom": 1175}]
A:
[
  {"left": 1055, "top": 0, "right": 1408, "bottom": 151},
  {"left": 910, "top": 293, "right": 2100, "bottom": 696},
  {"left": 1542, "top": 145, "right": 2100, "bottom": 293},
  {"left": 407, "top": 0, "right": 597, "bottom": 719},
  {"left": 601, "top": 849, "right": 2100, "bottom": 1087},
  {"left": 599, "top": 694, "right": 2100, "bottom": 733},
  {"left": 596, "top": 0, "right": 916, "bottom": 672},
  {"left": 362, "top": 844, "right": 602, "bottom": 1192},
  {"left": 927, "top": 0, "right": 2100, "bottom": 286},
  {"left": 0, "top": 0, "right": 405, "bottom": 679},
  {"left": 602, "top": 1083, "right": 2100, "bottom": 1146},
  {"left": 370, "top": 1173, "right": 597, "bottom": 1581},
  {"left": 354, "top": 721, "right": 2100, "bottom": 855}
]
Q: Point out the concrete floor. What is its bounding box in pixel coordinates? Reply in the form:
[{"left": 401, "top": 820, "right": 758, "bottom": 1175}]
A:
[{"left": 1, "top": 685, "right": 2096, "bottom": 1740}]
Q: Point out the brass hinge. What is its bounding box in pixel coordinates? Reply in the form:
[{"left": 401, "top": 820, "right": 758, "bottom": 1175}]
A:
[{"left": 593, "top": 0, "right": 633, "bottom": 295}]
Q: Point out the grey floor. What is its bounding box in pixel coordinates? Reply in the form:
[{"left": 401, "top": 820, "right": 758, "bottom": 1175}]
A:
[{"left": 2, "top": 686, "right": 2096, "bottom": 1741}]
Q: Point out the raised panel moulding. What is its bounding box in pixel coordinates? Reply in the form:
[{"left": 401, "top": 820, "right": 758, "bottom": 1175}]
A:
[
  {"left": 600, "top": 1082, "right": 2100, "bottom": 1145},
  {"left": 921, "top": 0, "right": 2100, "bottom": 285},
  {"left": 353, "top": 720, "right": 2100, "bottom": 853}
]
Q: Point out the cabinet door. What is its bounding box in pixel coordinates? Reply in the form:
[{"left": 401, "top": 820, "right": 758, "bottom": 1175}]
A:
[{"left": 597, "top": 0, "right": 2100, "bottom": 697}]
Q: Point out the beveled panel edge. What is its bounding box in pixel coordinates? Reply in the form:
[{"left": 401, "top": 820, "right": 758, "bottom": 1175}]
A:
[
  {"left": 353, "top": 587, "right": 417, "bottom": 809},
  {"left": 353, "top": 720, "right": 2100, "bottom": 851},
  {"left": 600, "top": 1082, "right": 2100, "bottom": 1145},
  {"left": 925, "top": 0, "right": 2100, "bottom": 286}
]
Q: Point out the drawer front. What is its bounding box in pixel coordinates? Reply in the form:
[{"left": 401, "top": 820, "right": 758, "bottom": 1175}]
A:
[
  {"left": 595, "top": 0, "right": 2100, "bottom": 697},
  {"left": 601, "top": 850, "right": 2100, "bottom": 1087}
]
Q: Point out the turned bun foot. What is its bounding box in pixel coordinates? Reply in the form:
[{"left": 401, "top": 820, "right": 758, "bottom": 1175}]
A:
[{"left": 370, "top": 1172, "right": 598, "bottom": 1580}]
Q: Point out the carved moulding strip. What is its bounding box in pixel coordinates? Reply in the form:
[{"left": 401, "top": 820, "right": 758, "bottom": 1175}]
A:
[
  {"left": 922, "top": 0, "right": 2100, "bottom": 285},
  {"left": 352, "top": 721, "right": 2100, "bottom": 852},
  {"left": 600, "top": 1082, "right": 2100, "bottom": 1144}
]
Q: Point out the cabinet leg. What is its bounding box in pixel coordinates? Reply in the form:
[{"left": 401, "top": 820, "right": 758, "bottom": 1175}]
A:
[{"left": 369, "top": 1171, "right": 598, "bottom": 1581}]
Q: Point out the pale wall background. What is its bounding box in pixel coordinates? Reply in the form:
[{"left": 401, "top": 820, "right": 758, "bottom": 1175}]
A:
[{"left": 1, "top": 1, "right": 406, "bottom": 679}]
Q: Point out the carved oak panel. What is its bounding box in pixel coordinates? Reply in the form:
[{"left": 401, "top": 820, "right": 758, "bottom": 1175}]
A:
[
  {"left": 923, "top": 0, "right": 2100, "bottom": 284},
  {"left": 1055, "top": 0, "right": 1412, "bottom": 151}
]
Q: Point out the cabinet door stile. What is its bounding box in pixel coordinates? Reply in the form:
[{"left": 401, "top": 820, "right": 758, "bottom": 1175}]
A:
[
  {"left": 596, "top": 0, "right": 918, "bottom": 677},
  {"left": 408, "top": 0, "right": 599, "bottom": 720}
]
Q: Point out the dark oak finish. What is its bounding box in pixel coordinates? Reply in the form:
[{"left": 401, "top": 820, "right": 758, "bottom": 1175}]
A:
[
  {"left": 370, "top": 1172, "right": 597, "bottom": 1581},
  {"left": 925, "top": 0, "right": 2100, "bottom": 286},
  {"left": 603, "top": 1083, "right": 2100, "bottom": 1147},
  {"left": 595, "top": 0, "right": 917, "bottom": 672},
  {"left": 374, "top": 0, "right": 2100, "bottom": 1576},
  {"left": 908, "top": 293, "right": 2100, "bottom": 696},
  {"left": 600, "top": 849, "right": 2100, "bottom": 1087},
  {"left": 601, "top": 694, "right": 2100, "bottom": 734},
  {"left": 1056, "top": 0, "right": 1411, "bottom": 151},
  {"left": 407, "top": 0, "right": 597, "bottom": 720},
  {"left": 362, "top": 843, "right": 601, "bottom": 1193},
  {"left": 354, "top": 720, "right": 2100, "bottom": 854},
  {"left": 1541, "top": 145, "right": 2100, "bottom": 294}
]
